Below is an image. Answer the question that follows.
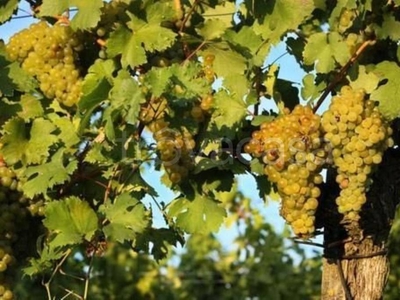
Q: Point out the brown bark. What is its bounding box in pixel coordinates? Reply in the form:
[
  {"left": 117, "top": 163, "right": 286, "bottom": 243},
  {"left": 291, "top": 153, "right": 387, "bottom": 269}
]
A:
[
  {"left": 321, "top": 238, "right": 389, "bottom": 300},
  {"left": 317, "top": 145, "right": 400, "bottom": 300}
]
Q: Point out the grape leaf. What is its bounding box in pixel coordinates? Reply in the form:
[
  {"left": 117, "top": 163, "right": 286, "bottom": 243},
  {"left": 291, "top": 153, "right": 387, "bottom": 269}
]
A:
[
  {"left": 203, "top": 2, "right": 236, "bottom": 27},
  {"left": 264, "top": 64, "right": 279, "bottom": 98},
  {"left": 50, "top": 115, "right": 80, "bottom": 149},
  {"left": 202, "top": 43, "right": 247, "bottom": 79},
  {"left": 40, "top": 0, "right": 103, "bottom": 30},
  {"left": 251, "top": 115, "right": 274, "bottom": 126},
  {"left": 8, "top": 61, "right": 38, "bottom": 92},
  {"left": 370, "top": 61, "right": 400, "bottom": 120},
  {"left": 100, "top": 193, "right": 150, "bottom": 243},
  {"left": 303, "top": 32, "right": 351, "bottom": 73},
  {"left": 301, "top": 74, "right": 326, "bottom": 101},
  {"left": 374, "top": 14, "right": 400, "bottom": 40},
  {"left": 211, "top": 90, "right": 247, "bottom": 139},
  {"left": 107, "top": 13, "right": 176, "bottom": 68},
  {"left": 0, "top": 0, "right": 18, "bottom": 24},
  {"left": 135, "top": 228, "right": 184, "bottom": 261},
  {"left": 254, "top": 175, "right": 272, "bottom": 200},
  {"left": 0, "top": 55, "right": 17, "bottom": 96},
  {"left": 144, "top": 67, "right": 173, "bottom": 97},
  {"left": 17, "top": 95, "right": 44, "bottom": 120},
  {"left": 22, "top": 149, "right": 78, "bottom": 198},
  {"left": 79, "top": 59, "right": 115, "bottom": 111},
  {"left": 223, "top": 74, "right": 250, "bottom": 100},
  {"left": 107, "top": 70, "right": 145, "bottom": 125},
  {"left": 24, "top": 245, "right": 65, "bottom": 276},
  {"left": 253, "top": 0, "right": 314, "bottom": 44},
  {"left": 169, "top": 62, "right": 208, "bottom": 97},
  {"left": 43, "top": 197, "right": 99, "bottom": 248},
  {"left": 197, "top": 19, "right": 229, "bottom": 41},
  {"left": 167, "top": 195, "right": 226, "bottom": 234},
  {"left": 224, "top": 26, "right": 267, "bottom": 66},
  {"left": 250, "top": 158, "right": 264, "bottom": 175},
  {"left": 0, "top": 117, "right": 58, "bottom": 165},
  {"left": 348, "top": 65, "right": 379, "bottom": 94}
]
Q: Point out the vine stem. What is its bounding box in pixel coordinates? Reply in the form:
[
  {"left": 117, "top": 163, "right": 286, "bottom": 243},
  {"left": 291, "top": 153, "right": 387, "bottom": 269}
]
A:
[
  {"left": 336, "top": 259, "right": 353, "bottom": 300},
  {"left": 179, "top": 0, "right": 200, "bottom": 33},
  {"left": 83, "top": 254, "right": 95, "bottom": 300},
  {"left": 313, "top": 39, "right": 375, "bottom": 113},
  {"left": 182, "top": 40, "right": 206, "bottom": 64},
  {"left": 43, "top": 248, "right": 73, "bottom": 300}
]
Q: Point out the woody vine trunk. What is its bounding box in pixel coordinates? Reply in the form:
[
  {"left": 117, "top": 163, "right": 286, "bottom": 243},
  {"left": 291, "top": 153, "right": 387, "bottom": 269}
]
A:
[{"left": 319, "top": 143, "right": 400, "bottom": 300}]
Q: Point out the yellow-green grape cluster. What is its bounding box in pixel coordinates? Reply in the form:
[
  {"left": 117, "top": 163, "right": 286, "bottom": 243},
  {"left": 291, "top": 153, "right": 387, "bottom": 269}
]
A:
[
  {"left": 345, "top": 33, "right": 362, "bottom": 55},
  {"left": 203, "top": 54, "right": 215, "bottom": 82},
  {"left": 149, "top": 120, "right": 195, "bottom": 184},
  {"left": 321, "top": 86, "right": 393, "bottom": 222},
  {"left": 245, "top": 105, "right": 328, "bottom": 237},
  {"left": 6, "top": 21, "right": 83, "bottom": 107},
  {"left": 338, "top": 9, "right": 356, "bottom": 33}
]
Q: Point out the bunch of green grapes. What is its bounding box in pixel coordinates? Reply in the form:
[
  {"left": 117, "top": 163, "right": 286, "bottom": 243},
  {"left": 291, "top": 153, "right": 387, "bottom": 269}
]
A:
[
  {"left": 202, "top": 54, "right": 215, "bottom": 83},
  {"left": 0, "top": 155, "right": 31, "bottom": 300},
  {"left": 149, "top": 120, "right": 195, "bottom": 184},
  {"left": 6, "top": 21, "right": 83, "bottom": 107},
  {"left": 245, "top": 105, "right": 328, "bottom": 237},
  {"left": 321, "top": 86, "right": 393, "bottom": 222},
  {"left": 338, "top": 8, "right": 356, "bottom": 33}
]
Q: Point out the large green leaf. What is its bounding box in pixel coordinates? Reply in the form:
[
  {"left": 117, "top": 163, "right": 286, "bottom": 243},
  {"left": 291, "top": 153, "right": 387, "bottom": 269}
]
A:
[
  {"left": 167, "top": 194, "right": 226, "bottom": 234},
  {"left": 44, "top": 197, "right": 99, "bottom": 248},
  {"left": 100, "top": 193, "right": 150, "bottom": 242},
  {"left": 253, "top": 0, "right": 314, "bottom": 44},
  {"left": 22, "top": 149, "right": 78, "bottom": 198},
  {"left": 0, "top": 0, "right": 18, "bottom": 24},
  {"left": 0, "top": 117, "right": 58, "bottom": 165},
  {"left": 107, "top": 13, "right": 176, "bottom": 68},
  {"left": 370, "top": 61, "right": 400, "bottom": 120},
  {"left": 303, "top": 32, "right": 351, "bottom": 73},
  {"left": 39, "top": 0, "right": 103, "bottom": 30}
]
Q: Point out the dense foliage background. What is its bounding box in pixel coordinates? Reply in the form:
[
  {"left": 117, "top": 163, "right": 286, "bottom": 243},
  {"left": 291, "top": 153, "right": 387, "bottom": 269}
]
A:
[{"left": 1, "top": 0, "right": 400, "bottom": 299}]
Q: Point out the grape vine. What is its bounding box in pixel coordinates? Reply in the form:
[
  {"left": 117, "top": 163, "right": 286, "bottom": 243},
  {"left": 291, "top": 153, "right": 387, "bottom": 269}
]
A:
[{"left": 0, "top": 0, "right": 400, "bottom": 298}]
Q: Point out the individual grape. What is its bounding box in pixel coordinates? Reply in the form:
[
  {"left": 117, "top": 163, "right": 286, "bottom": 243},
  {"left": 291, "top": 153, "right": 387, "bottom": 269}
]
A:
[
  {"left": 5, "top": 21, "right": 83, "bottom": 107},
  {"left": 190, "top": 105, "right": 204, "bottom": 122},
  {"left": 321, "top": 86, "right": 393, "bottom": 223},
  {"left": 246, "top": 105, "right": 329, "bottom": 237},
  {"left": 202, "top": 54, "right": 215, "bottom": 82},
  {"left": 200, "top": 95, "right": 213, "bottom": 111},
  {"left": 96, "top": 27, "right": 107, "bottom": 37}
]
